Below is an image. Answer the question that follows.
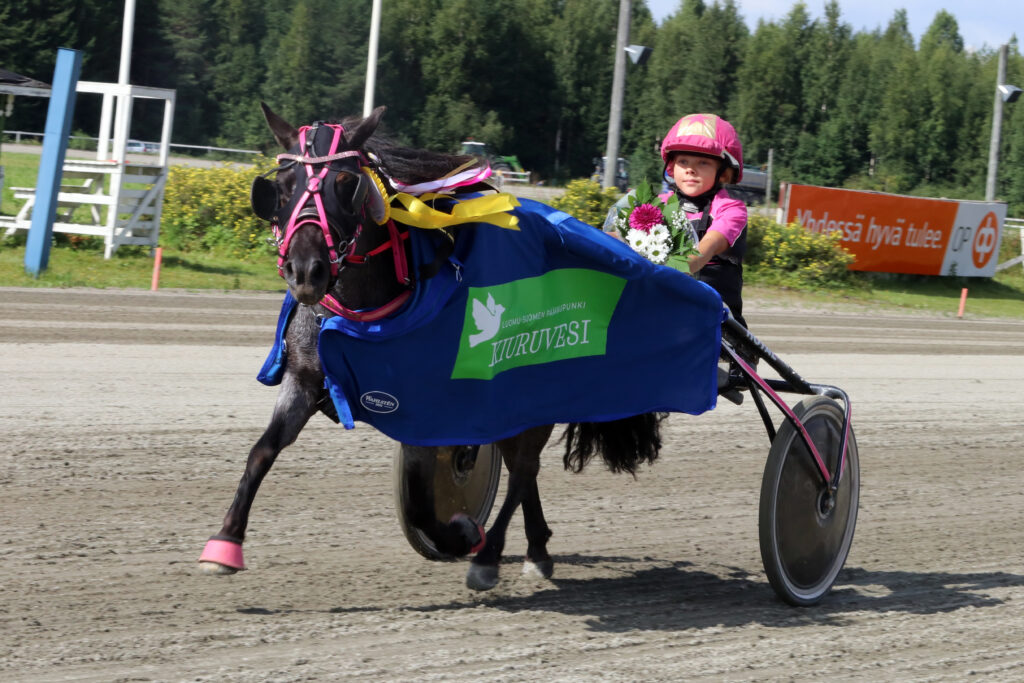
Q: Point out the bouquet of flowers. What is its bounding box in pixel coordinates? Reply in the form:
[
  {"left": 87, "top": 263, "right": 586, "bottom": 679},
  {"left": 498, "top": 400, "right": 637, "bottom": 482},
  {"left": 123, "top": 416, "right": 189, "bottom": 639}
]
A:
[{"left": 610, "top": 179, "right": 700, "bottom": 272}]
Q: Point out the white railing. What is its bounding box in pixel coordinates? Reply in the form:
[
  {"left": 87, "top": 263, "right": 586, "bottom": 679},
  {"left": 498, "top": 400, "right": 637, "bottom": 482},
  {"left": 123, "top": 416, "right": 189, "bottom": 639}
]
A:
[
  {"left": 2, "top": 129, "right": 259, "bottom": 157},
  {"left": 495, "top": 170, "right": 530, "bottom": 185},
  {"left": 996, "top": 217, "right": 1024, "bottom": 272}
]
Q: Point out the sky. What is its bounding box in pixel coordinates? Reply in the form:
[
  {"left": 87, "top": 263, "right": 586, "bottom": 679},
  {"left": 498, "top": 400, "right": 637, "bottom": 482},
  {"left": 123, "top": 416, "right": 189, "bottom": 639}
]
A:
[{"left": 645, "top": 0, "right": 1021, "bottom": 52}]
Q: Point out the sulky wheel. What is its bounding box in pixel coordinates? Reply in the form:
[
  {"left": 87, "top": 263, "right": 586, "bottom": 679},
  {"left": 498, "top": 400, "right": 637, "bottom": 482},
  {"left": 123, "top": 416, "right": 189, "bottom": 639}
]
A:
[
  {"left": 393, "top": 443, "right": 502, "bottom": 560},
  {"left": 758, "top": 396, "right": 859, "bottom": 606}
]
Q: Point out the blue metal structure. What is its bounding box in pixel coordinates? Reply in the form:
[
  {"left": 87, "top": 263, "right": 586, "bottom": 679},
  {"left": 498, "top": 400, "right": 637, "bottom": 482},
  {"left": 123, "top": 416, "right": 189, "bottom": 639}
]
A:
[{"left": 25, "top": 48, "right": 82, "bottom": 276}]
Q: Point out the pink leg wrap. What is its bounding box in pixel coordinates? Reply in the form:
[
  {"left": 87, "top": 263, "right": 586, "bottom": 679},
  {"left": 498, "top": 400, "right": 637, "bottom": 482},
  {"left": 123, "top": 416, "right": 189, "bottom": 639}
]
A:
[
  {"left": 199, "top": 537, "right": 246, "bottom": 570},
  {"left": 450, "top": 513, "right": 487, "bottom": 555}
]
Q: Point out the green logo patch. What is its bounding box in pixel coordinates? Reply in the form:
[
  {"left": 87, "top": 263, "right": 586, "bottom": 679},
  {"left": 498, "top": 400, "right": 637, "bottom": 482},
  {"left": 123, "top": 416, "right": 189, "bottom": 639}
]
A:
[{"left": 451, "top": 268, "right": 625, "bottom": 380}]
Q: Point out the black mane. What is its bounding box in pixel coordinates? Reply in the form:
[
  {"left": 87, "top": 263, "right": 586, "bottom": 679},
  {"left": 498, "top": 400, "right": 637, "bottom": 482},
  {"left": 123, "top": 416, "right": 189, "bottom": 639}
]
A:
[{"left": 335, "top": 113, "right": 479, "bottom": 187}]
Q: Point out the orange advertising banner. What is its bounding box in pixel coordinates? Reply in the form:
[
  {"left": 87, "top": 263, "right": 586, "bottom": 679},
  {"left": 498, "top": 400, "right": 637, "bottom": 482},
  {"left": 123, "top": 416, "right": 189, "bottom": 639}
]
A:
[{"left": 783, "top": 184, "right": 1006, "bottom": 276}]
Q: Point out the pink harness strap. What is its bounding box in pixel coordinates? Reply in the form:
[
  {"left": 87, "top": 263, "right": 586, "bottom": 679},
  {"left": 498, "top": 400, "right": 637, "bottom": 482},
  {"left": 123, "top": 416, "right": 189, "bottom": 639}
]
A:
[
  {"left": 276, "top": 125, "right": 346, "bottom": 278},
  {"left": 320, "top": 288, "right": 412, "bottom": 321}
]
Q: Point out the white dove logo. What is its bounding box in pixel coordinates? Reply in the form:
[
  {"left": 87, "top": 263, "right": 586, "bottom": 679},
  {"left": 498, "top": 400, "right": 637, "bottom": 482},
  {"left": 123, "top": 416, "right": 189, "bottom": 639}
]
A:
[{"left": 468, "top": 293, "right": 505, "bottom": 348}]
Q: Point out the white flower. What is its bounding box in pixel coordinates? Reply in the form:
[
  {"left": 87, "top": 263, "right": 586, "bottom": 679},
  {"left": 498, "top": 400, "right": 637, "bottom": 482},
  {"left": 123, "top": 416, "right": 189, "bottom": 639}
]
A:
[
  {"left": 626, "top": 228, "right": 650, "bottom": 252},
  {"left": 649, "top": 223, "right": 669, "bottom": 242},
  {"left": 645, "top": 236, "right": 672, "bottom": 264}
]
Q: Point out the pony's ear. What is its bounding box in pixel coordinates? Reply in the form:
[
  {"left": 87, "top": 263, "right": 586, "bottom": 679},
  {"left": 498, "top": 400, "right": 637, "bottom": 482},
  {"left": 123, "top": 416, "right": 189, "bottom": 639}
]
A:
[
  {"left": 260, "top": 102, "right": 300, "bottom": 150},
  {"left": 345, "top": 105, "right": 386, "bottom": 150}
]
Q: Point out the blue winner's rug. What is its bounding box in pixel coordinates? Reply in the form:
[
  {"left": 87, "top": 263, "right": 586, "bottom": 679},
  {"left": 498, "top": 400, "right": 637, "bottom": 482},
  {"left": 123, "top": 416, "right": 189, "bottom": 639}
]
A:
[{"left": 259, "top": 198, "right": 724, "bottom": 446}]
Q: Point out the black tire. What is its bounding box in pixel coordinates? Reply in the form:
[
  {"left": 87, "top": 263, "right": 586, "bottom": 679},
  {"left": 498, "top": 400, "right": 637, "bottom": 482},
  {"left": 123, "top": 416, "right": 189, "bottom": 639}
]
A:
[
  {"left": 393, "top": 443, "right": 502, "bottom": 560},
  {"left": 758, "top": 396, "right": 859, "bottom": 606}
]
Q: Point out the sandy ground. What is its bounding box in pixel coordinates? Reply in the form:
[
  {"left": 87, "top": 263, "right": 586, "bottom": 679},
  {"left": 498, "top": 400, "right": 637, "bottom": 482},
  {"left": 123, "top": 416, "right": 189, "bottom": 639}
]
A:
[{"left": 2, "top": 286, "right": 1024, "bottom": 682}]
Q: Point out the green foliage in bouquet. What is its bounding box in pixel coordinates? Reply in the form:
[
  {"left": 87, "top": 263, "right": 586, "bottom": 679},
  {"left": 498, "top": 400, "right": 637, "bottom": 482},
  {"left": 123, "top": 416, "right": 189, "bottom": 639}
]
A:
[{"left": 609, "top": 179, "right": 700, "bottom": 272}]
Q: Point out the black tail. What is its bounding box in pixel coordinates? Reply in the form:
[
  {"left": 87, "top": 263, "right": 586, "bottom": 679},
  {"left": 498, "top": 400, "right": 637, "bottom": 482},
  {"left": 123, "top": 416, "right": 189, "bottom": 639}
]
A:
[{"left": 562, "top": 412, "right": 667, "bottom": 476}]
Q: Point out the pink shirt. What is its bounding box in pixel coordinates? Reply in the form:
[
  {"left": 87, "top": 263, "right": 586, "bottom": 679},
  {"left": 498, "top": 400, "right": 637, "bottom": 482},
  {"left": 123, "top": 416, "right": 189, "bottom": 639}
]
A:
[{"left": 661, "top": 188, "right": 747, "bottom": 246}]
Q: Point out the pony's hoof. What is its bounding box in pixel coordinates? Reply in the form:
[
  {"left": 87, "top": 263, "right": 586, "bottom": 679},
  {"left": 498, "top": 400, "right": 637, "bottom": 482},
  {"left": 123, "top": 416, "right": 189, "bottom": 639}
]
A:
[
  {"left": 198, "top": 561, "right": 239, "bottom": 575},
  {"left": 449, "top": 513, "right": 486, "bottom": 555},
  {"left": 198, "top": 537, "right": 246, "bottom": 572},
  {"left": 466, "top": 563, "right": 500, "bottom": 591},
  {"left": 523, "top": 558, "right": 554, "bottom": 579}
]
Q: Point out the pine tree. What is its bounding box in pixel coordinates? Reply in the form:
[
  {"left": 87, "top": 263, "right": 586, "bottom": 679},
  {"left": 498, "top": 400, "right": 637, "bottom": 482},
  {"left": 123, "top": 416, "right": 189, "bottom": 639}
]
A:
[
  {"left": 209, "top": 0, "right": 271, "bottom": 148},
  {"left": 261, "top": 0, "right": 370, "bottom": 130},
  {"left": 548, "top": 0, "right": 620, "bottom": 179},
  {"left": 790, "top": 1, "right": 853, "bottom": 184},
  {"left": 0, "top": 0, "right": 87, "bottom": 131},
  {"left": 157, "top": 0, "right": 218, "bottom": 144},
  {"left": 917, "top": 10, "right": 968, "bottom": 184},
  {"left": 734, "top": 4, "right": 811, "bottom": 177},
  {"left": 867, "top": 10, "right": 922, "bottom": 191}
]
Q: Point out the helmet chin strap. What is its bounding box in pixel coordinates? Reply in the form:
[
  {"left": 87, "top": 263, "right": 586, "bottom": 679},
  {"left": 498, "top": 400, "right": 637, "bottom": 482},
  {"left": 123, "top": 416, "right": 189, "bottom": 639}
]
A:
[{"left": 677, "top": 185, "right": 718, "bottom": 213}]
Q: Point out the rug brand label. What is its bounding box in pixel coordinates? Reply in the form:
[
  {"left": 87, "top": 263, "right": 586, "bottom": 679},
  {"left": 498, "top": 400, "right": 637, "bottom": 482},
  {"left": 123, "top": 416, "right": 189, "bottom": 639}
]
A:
[{"left": 451, "top": 269, "right": 625, "bottom": 380}]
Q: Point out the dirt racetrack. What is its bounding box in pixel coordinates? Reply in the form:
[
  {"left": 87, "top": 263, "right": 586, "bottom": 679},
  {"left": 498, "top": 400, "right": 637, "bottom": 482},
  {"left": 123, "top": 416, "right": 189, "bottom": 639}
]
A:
[{"left": 2, "top": 286, "right": 1024, "bottom": 681}]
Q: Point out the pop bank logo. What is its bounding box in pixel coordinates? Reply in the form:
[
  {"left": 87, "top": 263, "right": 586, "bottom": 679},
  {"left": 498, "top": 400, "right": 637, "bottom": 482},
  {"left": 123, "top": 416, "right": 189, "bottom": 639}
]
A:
[
  {"left": 360, "top": 391, "right": 399, "bottom": 414},
  {"left": 972, "top": 212, "right": 999, "bottom": 269}
]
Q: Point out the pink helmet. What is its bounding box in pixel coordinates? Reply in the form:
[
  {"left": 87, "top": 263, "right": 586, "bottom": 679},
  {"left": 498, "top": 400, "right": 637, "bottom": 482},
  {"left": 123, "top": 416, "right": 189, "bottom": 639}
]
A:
[{"left": 660, "top": 113, "right": 743, "bottom": 182}]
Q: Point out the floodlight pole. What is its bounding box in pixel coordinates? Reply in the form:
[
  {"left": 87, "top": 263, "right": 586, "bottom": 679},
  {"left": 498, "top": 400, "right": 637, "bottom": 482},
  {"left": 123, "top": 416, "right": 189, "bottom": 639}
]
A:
[
  {"left": 98, "top": 0, "right": 137, "bottom": 160},
  {"left": 363, "top": 0, "right": 382, "bottom": 117},
  {"left": 603, "top": 0, "right": 631, "bottom": 190},
  {"left": 986, "top": 44, "right": 1009, "bottom": 202},
  {"left": 118, "top": 0, "right": 136, "bottom": 86}
]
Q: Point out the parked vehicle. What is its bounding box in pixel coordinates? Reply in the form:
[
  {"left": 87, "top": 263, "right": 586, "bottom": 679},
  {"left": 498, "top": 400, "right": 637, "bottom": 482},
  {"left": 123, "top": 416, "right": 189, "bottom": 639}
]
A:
[
  {"left": 126, "top": 140, "right": 159, "bottom": 154},
  {"left": 592, "top": 156, "right": 630, "bottom": 192},
  {"left": 726, "top": 165, "right": 769, "bottom": 205},
  {"left": 459, "top": 140, "right": 524, "bottom": 173}
]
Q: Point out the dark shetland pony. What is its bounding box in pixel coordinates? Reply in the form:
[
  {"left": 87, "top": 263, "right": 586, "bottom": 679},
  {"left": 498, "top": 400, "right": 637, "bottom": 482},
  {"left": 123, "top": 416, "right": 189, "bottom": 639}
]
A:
[{"left": 199, "top": 104, "right": 665, "bottom": 590}]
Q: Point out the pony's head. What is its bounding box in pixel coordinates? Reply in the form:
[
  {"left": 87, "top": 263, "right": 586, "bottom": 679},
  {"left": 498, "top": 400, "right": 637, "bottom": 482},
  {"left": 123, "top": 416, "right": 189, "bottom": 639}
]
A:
[{"left": 251, "top": 103, "right": 389, "bottom": 305}]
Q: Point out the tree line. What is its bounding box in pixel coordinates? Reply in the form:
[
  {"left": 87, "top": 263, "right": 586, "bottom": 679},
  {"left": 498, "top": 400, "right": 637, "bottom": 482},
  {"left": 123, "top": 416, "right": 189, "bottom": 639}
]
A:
[{"left": 2, "top": 0, "right": 1023, "bottom": 212}]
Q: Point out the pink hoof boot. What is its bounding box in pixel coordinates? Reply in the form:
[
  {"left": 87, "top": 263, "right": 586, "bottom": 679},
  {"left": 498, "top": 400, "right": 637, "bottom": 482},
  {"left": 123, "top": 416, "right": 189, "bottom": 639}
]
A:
[
  {"left": 199, "top": 537, "right": 246, "bottom": 571},
  {"left": 450, "top": 513, "right": 486, "bottom": 555}
]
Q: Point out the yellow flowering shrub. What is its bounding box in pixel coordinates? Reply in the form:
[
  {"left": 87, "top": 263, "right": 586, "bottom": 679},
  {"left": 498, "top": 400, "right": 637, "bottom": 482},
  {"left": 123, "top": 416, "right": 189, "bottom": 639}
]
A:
[
  {"left": 746, "top": 214, "right": 857, "bottom": 288},
  {"left": 161, "top": 156, "right": 277, "bottom": 258},
  {"left": 549, "top": 179, "right": 622, "bottom": 228}
]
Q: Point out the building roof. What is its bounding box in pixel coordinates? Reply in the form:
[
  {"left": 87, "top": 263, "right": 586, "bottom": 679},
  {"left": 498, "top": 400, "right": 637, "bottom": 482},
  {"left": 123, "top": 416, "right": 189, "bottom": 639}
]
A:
[{"left": 0, "top": 68, "right": 51, "bottom": 97}]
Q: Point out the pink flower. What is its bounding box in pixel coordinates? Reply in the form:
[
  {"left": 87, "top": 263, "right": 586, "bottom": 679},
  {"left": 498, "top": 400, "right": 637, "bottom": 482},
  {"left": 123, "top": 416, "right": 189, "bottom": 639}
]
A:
[{"left": 629, "top": 203, "right": 663, "bottom": 233}]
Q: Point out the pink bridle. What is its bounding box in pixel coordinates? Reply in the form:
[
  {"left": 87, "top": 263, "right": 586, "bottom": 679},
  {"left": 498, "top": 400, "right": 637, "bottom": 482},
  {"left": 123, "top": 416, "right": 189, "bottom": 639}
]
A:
[
  {"left": 270, "top": 123, "right": 413, "bottom": 321},
  {"left": 272, "top": 124, "right": 357, "bottom": 280}
]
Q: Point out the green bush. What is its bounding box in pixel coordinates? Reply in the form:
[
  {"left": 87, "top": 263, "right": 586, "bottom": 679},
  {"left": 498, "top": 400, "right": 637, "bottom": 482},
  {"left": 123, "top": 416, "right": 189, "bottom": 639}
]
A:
[
  {"left": 160, "top": 157, "right": 277, "bottom": 258},
  {"left": 549, "top": 178, "right": 621, "bottom": 228},
  {"left": 745, "top": 214, "right": 859, "bottom": 289}
]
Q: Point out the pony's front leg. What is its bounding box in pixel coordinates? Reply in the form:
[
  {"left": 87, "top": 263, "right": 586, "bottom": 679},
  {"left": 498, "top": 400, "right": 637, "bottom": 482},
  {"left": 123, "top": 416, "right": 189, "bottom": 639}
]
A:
[
  {"left": 466, "top": 425, "right": 552, "bottom": 591},
  {"left": 199, "top": 374, "right": 321, "bottom": 574},
  {"left": 399, "top": 445, "right": 486, "bottom": 557}
]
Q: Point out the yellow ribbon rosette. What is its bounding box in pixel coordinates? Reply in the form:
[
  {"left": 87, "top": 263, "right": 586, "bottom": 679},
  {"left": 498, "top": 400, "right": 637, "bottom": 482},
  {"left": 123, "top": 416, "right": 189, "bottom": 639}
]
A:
[{"left": 360, "top": 166, "right": 391, "bottom": 225}]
